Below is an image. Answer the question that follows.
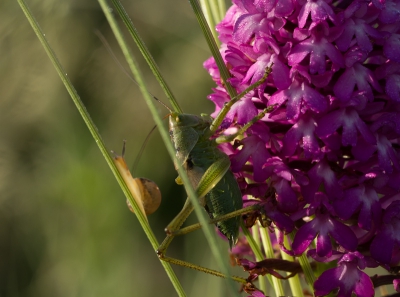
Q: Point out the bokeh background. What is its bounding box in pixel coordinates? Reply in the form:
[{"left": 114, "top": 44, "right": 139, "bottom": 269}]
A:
[{"left": 1, "top": 0, "right": 246, "bottom": 296}]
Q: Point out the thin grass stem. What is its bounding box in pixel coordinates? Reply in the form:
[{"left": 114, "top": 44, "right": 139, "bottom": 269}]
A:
[
  {"left": 251, "top": 225, "right": 267, "bottom": 293},
  {"left": 259, "top": 225, "right": 284, "bottom": 296},
  {"left": 109, "top": 0, "right": 182, "bottom": 114},
  {"left": 278, "top": 232, "right": 304, "bottom": 297},
  {"left": 207, "top": 0, "right": 223, "bottom": 24},
  {"left": 216, "top": 0, "right": 226, "bottom": 21},
  {"left": 17, "top": 0, "right": 185, "bottom": 296},
  {"left": 199, "top": 0, "right": 218, "bottom": 42},
  {"left": 241, "top": 220, "right": 274, "bottom": 289},
  {"left": 187, "top": 0, "right": 236, "bottom": 98},
  {"left": 289, "top": 232, "right": 315, "bottom": 291},
  {"left": 104, "top": 0, "right": 240, "bottom": 295}
]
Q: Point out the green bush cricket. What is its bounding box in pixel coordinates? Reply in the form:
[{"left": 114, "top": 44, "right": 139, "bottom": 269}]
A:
[
  {"left": 98, "top": 19, "right": 273, "bottom": 283},
  {"left": 155, "top": 70, "right": 273, "bottom": 277},
  {"left": 112, "top": 67, "right": 273, "bottom": 283}
]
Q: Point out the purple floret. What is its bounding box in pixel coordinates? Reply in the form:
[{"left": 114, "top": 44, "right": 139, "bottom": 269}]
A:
[
  {"left": 370, "top": 201, "right": 400, "bottom": 265},
  {"left": 314, "top": 252, "right": 374, "bottom": 297}
]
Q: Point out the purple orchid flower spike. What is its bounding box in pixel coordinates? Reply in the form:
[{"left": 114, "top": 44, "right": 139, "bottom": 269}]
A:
[{"left": 205, "top": 0, "right": 400, "bottom": 294}]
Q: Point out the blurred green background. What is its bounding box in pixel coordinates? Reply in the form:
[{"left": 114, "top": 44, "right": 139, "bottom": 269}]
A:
[{"left": 1, "top": 0, "right": 245, "bottom": 296}]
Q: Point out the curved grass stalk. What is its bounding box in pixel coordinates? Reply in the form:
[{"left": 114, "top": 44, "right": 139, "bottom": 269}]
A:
[
  {"left": 241, "top": 220, "right": 274, "bottom": 290},
  {"left": 201, "top": 0, "right": 226, "bottom": 30},
  {"left": 259, "top": 226, "right": 285, "bottom": 296},
  {"left": 17, "top": 0, "right": 185, "bottom": 296},
  {"left": 105, "top": 0, "right": 240, "bottom": 295},
  {"left": 277, "top": 232, "right": 305, "bottom": 297},
  {"left": 216, "top": 0, "right": 226, "bottom": 21},
  {"left": 289, "top": 232, "right": 316, "bottom": 288},
  {"left": 199, "top": 0, "right": 218, "bottom": 43},
  {"left": 251, "top": 225, "right": 267, "bottom": 293}
]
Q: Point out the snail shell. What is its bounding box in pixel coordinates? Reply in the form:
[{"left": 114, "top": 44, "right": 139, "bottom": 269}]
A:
[{"left": 113, "top": 155, "right": 161, "bottom": 218}]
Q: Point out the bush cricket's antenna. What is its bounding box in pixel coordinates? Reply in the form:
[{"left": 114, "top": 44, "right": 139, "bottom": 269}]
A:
[{"left": 94, "top": 30, "right": 173, "bottom": 113}]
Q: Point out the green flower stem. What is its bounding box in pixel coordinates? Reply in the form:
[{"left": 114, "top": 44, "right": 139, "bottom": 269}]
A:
[
  {"left": 103, "top": 1, "right": 240, "bottom": 295},
  {"left": 216, "top": 0, "right": 226, "bottom": 21},
  {"left": 259, "top": 226, "right": 285, "bottom": 296},
  {"left": 251, "top": 225, "right": 267, "bottom": 293},
  {"left": 241, "top": 221, "right": 274, "bottom": 289},
  {"left": 278, "top": 232, "right": 304, "bottom": 297},
  {"left": 17, "top": 0, "right": 185, "bottom": 296},
  {"left": 199, "top": 0, "right": 218, "bottom": 43},
  {"left": 205, "top": 0, "right": 221, "bottom": 25},
  {"left": 289, "top": 232, "right": 315, "bottom": 292}
]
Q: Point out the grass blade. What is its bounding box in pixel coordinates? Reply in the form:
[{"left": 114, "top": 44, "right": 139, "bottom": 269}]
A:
[
  {"left": 17, "top": 0, "right": 186, "bottom": 296},
  {"left": 187, "top": 0, "right": 236, "bottom": 99},
  {"left": 108, "top": 0, "right": 242, "bottom": 294}
]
